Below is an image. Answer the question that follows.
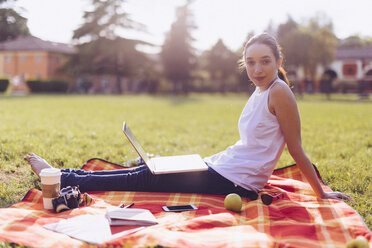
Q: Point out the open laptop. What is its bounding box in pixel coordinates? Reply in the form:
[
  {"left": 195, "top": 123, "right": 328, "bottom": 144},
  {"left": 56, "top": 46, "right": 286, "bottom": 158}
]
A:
[{"left": 122, "top": 121, "right": 208, "bottom": 174}]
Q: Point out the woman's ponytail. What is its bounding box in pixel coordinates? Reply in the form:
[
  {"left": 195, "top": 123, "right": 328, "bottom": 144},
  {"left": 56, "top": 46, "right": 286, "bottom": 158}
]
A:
[{"left": 278, "top": 67, "right": 291, "bottom": 87}]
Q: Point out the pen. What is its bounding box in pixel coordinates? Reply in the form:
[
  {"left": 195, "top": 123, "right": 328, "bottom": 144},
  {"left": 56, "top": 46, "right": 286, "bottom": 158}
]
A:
[{"left": 124, "top": 203, "right": 135, "bottom": 208}]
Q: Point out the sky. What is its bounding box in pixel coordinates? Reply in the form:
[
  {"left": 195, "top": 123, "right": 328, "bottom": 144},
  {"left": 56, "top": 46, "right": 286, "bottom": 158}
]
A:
[{"left": 9, "top": 0, "right": 372, "bottom": 53}]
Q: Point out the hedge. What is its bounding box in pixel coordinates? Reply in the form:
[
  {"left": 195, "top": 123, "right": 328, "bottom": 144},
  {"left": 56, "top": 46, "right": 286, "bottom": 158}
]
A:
[
  {"left": 0, "top": 79, "right": 9, "bottom": 92},
  {"left": 26, "top": 79, "right": 68, "bottom": 93}
]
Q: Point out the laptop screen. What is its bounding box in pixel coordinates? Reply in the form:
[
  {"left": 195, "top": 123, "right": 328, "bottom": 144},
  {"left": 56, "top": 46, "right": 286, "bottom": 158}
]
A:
[{"left": 122, "top": 122, "right": 151, "bottom": 169}]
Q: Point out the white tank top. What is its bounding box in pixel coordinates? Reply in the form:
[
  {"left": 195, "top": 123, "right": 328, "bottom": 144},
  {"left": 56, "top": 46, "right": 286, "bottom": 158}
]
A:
[{"left": 204, "top": 79, "right": 286, "bottom": 192}]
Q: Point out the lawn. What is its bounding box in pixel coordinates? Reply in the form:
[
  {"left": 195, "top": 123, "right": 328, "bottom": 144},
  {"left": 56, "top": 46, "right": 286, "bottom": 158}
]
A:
[{"left": 0, "top": 93, "right": 371, "bottom": 231}]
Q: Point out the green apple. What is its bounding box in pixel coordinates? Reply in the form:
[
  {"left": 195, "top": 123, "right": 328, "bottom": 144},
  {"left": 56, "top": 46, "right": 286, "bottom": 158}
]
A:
[
  {"left": 224, "top": 193, "right": 242, "bottom": 212},
  {"left": 346, "top": 236, "right": 369, "bottom": 248}
]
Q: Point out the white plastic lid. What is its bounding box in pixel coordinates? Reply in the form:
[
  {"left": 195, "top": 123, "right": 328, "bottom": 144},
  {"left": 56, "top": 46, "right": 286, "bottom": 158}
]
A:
[{"left": 39, "top": 168, "right": 61, "bottom": 177}]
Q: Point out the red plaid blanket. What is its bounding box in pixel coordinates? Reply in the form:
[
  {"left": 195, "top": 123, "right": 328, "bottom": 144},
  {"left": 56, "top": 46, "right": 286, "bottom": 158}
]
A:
[{"left": 0, "top": 159, "right": 370, "bottom": 248}]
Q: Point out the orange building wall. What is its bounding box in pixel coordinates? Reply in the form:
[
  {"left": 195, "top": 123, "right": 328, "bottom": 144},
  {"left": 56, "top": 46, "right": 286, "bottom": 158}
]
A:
[
  {"left": 47, "top": 53, "right": 69, "bottom": 80},
  {"left": 0, "top": 51, "right": 68, "bottom": 80},
  {"left": 0, "top": 50, "right": 71, "bottom": 92},
  {"left": 1, "top": 51, "right": 46, "bottom": 80}
]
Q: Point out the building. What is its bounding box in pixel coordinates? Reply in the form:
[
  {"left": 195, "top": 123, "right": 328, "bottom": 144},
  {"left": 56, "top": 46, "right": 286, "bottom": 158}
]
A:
[
  {"left": 0, "top": 36, "right": 75, "bottom": 92},
  {"left": 325, "top": 46, "right": 372, "bottom": 93},
  {"left": 288, "top": 46, "right": 372, "bottom": 94}
]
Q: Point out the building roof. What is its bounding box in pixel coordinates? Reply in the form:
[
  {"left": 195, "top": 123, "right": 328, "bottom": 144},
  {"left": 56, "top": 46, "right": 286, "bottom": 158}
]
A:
[
  {"left": 336, "top": 46, "right": 372, "bottom": 60},
  {"left": 0, "top": 36, "right": 75, "bottom": 54}
]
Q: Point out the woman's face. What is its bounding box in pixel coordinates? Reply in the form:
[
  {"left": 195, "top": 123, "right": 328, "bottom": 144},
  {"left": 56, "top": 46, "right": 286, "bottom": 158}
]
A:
[{"left": 245, "top": 43, "right": 282, "bottom": 91}]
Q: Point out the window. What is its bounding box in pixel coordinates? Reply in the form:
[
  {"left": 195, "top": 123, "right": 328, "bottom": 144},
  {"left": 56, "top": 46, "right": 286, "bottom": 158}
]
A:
[
  {"left": 20, "top": 74, "right": 25, "bottom": 83},
  {"left": 342, "top": 64, "right": 357, "bottom": 76},
  {"left": 5, "top": 55, "right": 11, "bottom": 62},
  {"left": 20, "top": 56, "right": 26, "bottom": 62},
  {"left": 35, "top": 55, "right": 42, "bottom": 62}
]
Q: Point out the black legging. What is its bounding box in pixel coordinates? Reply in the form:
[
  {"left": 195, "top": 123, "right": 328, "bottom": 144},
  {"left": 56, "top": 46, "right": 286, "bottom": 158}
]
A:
[{"left": 61, "top": 165, "right": 258, "bottom": 200}]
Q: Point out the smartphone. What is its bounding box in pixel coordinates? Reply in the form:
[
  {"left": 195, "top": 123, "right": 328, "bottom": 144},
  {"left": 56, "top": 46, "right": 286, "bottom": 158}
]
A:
[{"left": 162, "top": 204, "right": 198, "bottom": 212}]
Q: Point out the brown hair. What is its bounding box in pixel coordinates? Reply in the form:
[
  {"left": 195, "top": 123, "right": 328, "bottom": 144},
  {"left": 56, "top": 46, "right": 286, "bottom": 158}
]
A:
[{"left": 240, "top": 33, "right": 291, "bottom": 86}]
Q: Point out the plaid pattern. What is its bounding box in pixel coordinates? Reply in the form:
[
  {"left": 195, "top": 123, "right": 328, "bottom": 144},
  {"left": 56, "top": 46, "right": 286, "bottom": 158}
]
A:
[{"left": 0, "top": 158, "right": 370, "bottom": 248}]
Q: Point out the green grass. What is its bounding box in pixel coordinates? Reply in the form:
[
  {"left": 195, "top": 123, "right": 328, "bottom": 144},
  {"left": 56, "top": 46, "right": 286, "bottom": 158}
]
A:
[{"left": 0, "top": 93, "right": 371, "bottom": 232}]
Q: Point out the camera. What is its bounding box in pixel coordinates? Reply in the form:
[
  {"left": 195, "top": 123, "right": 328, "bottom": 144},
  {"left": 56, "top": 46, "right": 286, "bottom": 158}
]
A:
[{"left": 52, "top": 186, "right": 81, "bottom": 213}]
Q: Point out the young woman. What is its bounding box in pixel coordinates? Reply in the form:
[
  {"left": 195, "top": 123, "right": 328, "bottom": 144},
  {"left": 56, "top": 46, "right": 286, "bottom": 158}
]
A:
[{"left": 26, "top": 33, "right": 350, "bottom": 201}]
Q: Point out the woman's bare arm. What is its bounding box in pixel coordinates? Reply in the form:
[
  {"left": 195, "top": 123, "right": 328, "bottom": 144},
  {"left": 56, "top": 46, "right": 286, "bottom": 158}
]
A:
[{"left": 269, "top": 83, "right": 350, "bottom": 200}]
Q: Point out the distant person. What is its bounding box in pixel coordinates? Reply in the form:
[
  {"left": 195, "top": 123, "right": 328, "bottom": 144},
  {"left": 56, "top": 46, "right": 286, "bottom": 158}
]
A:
[
  {"left": 320, "top": 73, "right": 332, "bottom": 100},
  {"left": 304, "top": 76, "right": 314, "bottom": 94},
  {"left": 358, "top": 79, "right": 369, "bottom": 99},
  {"left": 296, "top": 79, "right": 303, "bottom": 99},
  {"left": 26, "top": 33, "right": 350, "bottom": 201},
  {"left": 287, "top": 71, "right": 302, "bottom": 99}
]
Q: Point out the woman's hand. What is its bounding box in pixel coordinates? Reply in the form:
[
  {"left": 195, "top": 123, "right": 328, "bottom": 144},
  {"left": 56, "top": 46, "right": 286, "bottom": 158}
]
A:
[{"left": 321, "top": 191, "right": 352, "bottom": 201}]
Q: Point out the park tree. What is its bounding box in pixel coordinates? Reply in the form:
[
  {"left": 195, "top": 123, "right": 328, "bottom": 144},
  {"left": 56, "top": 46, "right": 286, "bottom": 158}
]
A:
[
  {"left": 204, "top": 39, "right": 239, "bottom": 92},
  {"left": 161, "top": 0, "right": 196, "bottom": 94},
  {"left": 305, "top": 15, "right": 338, "bottom": 78},
  {"left": 236, "top": 32, "right": 256, "bottom": 94},
  {"left": 364, "top": 36, "right": 372, "bottom": 46},
  {"left": 264, "top": 20, "right": 277, "bottom": 37},
  {"left": 242, "top": 32, "right": 255, "bottom": 45},
  {"left": 0, "top": 7, "right": 30, "bottom": 42},
  {"left": 338, "top": 35, "right": 372, "bottom": 48},
  {"left": 278, "top": 14, "right": 337, "bottom": 80},
  {"left": 72, "top": 0, "right": 144, "bottom": 42},
  {"left": 277, "top": 16, "right": 306, "bottom": 67},
  {"left": 339, "top": 35, "right": 365, "bottom": 48},
  {"left": 309, "top": 23, "right": 338, "bottom": 67},
  {"left": 277, "top": 16, "right": 297, "bottom": 43},
  {"left": 67, "top": 0, "right": 148, "bottom": 93},
  {"left": 276, "top": 17, "right": 312, "bottom": 77},
  {"left": 279, "top": 28, "right": 312, "bottom": 68}
]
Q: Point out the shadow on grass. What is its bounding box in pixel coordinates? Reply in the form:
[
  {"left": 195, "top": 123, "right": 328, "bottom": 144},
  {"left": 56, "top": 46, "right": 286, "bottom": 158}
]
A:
[
  {"left": 1, "top": 92, "right": 371, "bottom": 105},
  {"left": 150, "top": 94, "right": 202, "bottom": 105},
  {"left": 295, "top": 93, "right": 372, "bottom": 104}
]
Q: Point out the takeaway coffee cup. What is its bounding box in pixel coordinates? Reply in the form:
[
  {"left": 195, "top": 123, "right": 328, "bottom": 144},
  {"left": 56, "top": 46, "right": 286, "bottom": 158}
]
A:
[{"left": 40, "top": 168, "right": 61, "bottom": 209}]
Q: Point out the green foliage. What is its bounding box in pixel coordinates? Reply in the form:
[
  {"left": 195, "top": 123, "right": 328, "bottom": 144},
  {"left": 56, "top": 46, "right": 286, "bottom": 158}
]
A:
[
  {"left": 67, "top": 37, "right": 148, "bottom": 77},
  {"left": 279, "top": 27, "right": 312, "bottom": 67},
  {"left": 0, "top": 94, "right": 370, "bottom": 232},
  {"left": 72, "top": 0, "right": 143, "bottom": 42},
  {"left": 26, "top": 79, "right": 68, "bottom": 93},
  {"left": 0, "top": 78, "right": 9, "bottom": 92},
  {"left": 161, "top": 0, "right": 196, "bottom": 93},
  {"left": 203, "top": 39, "right": 240, "bottom": 92},
  {"left": 277, "top": 14, "right": 338, "bottom": 77},
  {"left": 0, "top": 8, "right": 30, "bottom": 42},
  {"left": 64, "top": 0, "right": 149, "bottom": 92},
  {"left": 339, "top": 35, "right": 372, "bottom": 48},
  {"left": 277, "top": 16, "right": 298, "bottom": 41}
]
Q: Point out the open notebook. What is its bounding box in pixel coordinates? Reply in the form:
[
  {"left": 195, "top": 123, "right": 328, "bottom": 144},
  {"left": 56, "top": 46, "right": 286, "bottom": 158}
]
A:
[
  {"left": 44, "top": 214, "right": 144, "bottom": 244},
  {"left": 105, "top": 207, "right": 158, "bottom": 226}
]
